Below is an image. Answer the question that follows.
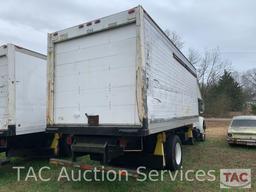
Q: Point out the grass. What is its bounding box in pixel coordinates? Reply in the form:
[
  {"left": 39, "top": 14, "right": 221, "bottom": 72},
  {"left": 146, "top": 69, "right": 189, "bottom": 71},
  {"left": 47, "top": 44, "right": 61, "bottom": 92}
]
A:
[{"left": 0, "top": 120, "right": 256, "bottom": 191}]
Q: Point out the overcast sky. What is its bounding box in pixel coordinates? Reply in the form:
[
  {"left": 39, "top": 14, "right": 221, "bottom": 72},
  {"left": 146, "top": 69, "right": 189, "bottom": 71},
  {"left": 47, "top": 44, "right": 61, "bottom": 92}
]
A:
[{"left": 0, "top": 0, "right": 255, "bottom": 72}]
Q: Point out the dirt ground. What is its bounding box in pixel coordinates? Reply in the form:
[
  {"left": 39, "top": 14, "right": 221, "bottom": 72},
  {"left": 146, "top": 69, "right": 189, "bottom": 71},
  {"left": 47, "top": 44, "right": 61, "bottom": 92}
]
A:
[{"left": 205, "top": 118, "right": 231, "bottom": 138}]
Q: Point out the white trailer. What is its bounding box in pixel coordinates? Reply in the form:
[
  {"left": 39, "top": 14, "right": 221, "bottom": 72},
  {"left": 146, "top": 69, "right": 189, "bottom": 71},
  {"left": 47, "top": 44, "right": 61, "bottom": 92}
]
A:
[
  {"left": 0, "top": 44, "right": 50, "bottom": 157},
  {"left": 47, "top": 6, "right": 205, "bottom": 170}
]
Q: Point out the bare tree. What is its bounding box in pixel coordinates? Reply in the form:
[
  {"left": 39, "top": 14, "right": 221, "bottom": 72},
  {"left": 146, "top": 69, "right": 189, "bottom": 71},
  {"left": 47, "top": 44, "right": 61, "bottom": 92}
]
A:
[
  {"left": 165, "top": 30, "right": 184, "bottom": 50},
  {"left": 241, "top": 68, "right": 256, "bottom": 99},
  {"left": 188, "top": 48, "right": 201, "bottom": 66},
  {"left": 242, "top": 68, "right": 256, "bottom": 87},
  {"left": 187, "top": 48, "right": 231, "bottom": 98},
  {"left": 196, "top": 48, "right": 231, "bottom": 86}
]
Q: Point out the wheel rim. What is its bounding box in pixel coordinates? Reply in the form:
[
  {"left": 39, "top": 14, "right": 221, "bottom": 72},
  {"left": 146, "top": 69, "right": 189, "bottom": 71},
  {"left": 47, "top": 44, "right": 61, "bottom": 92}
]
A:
[{"left": 175, "top": 142, "right": 182, "bottom": 165}]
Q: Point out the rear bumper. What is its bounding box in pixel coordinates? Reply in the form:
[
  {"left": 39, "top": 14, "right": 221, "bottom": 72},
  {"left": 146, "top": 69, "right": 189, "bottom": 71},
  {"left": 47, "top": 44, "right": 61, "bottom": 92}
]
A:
[
  {"left": 46, "top": 125, "right": 149, "bottom": 137},
  {"left": 227, "top": 137, "right": 256, "bottom": 146}
]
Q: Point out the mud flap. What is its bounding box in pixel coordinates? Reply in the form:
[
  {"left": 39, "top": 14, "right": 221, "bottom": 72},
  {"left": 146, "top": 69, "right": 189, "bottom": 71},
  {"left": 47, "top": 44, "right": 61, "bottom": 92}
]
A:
[
  {"left": 50, "top": 133, "right": 60, "bottom": 156},
  {"left": 153, "top": 132, "right": 166, "bottom": 167}
]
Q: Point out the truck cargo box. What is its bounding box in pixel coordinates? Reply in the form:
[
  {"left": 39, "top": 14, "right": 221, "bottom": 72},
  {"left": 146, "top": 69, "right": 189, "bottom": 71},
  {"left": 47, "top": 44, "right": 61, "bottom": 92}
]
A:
[
  {"left": 47, "top": 6, "right": 200, "bottom": 136},
  {"left": 0, "top": 44, "right": 46, "bottom": 136}
]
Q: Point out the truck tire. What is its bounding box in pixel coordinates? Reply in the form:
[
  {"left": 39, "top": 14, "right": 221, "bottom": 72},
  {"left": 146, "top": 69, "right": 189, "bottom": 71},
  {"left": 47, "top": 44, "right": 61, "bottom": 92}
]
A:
[{"left": 165, "top": 135, "right": 182, "bottom": 171}]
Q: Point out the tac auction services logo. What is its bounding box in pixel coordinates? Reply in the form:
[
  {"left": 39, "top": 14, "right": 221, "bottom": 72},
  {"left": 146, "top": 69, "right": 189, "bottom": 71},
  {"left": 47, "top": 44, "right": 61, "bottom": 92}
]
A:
[{"left": 220, "top": 169, "right": 251, "bottom": 189}]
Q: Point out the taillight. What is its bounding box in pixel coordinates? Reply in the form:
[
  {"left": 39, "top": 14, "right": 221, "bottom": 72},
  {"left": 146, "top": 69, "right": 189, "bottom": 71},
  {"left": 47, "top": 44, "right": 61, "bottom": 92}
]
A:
[
  {"left": 66, "top": 135, "right": 73, "bottom": 145},
  {"left": 0, "top": 138, "right": 7, "bottom": 147},
  {"left": 119, "top": 138, "right": 127, "bottom": 147}
]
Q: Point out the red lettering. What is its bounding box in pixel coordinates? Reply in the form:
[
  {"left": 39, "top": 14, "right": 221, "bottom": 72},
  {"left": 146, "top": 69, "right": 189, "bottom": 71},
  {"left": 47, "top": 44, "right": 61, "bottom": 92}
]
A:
[
  {"left": 230, "top": 173, "right": 239, "bottom": 182},
  {"left": 223, "top": 172, "right": 232, "bottom": 182},
  {"left": 239, "top": 173, "right": 248, "bottom": 182}
]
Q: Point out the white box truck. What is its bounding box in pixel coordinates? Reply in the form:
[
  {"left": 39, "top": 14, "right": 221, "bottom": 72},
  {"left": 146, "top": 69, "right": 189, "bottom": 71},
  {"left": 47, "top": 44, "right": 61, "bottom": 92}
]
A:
[
  {"left": 47, "top": 6, "right": 205, "bottom": 170},
  {"left": 0, "top": 44, "right": 52, "bottom": 159}
]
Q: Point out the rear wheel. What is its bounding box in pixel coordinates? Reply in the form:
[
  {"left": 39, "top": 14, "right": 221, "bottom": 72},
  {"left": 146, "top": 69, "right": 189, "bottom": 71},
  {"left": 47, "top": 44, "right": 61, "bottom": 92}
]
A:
[{"left": 165, "top": 135, "right": 182, "bottom": 170}]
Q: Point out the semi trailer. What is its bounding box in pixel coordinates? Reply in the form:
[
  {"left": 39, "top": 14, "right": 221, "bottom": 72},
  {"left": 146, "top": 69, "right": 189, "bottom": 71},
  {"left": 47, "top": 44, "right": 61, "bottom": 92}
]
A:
[
  {"left": 47, "top": 6, "right": 205, "bottom": 170},
  {"left": 0, "top": 44, "right": 52, "bottom": 160}
]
